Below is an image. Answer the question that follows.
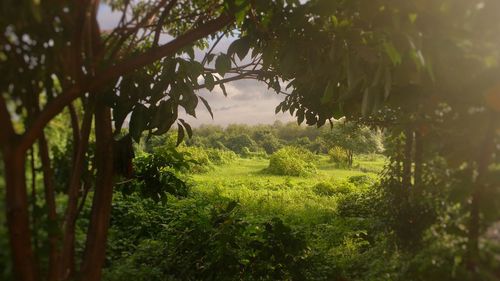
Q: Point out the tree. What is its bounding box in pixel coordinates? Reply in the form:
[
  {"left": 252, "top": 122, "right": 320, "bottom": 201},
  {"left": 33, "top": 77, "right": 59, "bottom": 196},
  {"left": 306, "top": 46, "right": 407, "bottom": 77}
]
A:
[
  {"left": 2, "top": 0, "right": 500, "bottom": 280},
  {"left": 0, "top": 1, "right": 297, "bottom": 280},
  {"left": 323, "top": 122, "right": 381, "bottom": 167}
]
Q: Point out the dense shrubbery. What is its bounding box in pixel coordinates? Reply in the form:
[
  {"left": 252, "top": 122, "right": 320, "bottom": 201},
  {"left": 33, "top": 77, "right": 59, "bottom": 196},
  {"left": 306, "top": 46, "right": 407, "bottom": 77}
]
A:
[
  {"left": 118, "top": 148, "right": 191, "bottom": 201},
  {"left": 103, "top": 193, "right": 311, "bottom": 281},
  {"left": 267, "top": 146, "right": 318, "bottom": 176}
]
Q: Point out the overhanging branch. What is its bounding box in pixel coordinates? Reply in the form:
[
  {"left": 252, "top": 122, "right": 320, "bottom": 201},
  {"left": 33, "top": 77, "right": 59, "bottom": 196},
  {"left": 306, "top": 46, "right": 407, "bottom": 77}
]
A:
[{"left": 19, "top": 12, "right": 235, "bottom": 153}]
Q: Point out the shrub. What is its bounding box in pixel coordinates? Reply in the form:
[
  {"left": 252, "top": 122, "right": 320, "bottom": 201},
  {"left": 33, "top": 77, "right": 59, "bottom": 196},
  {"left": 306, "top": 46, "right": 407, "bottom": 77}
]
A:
[
  {"left": 328, "top": 146, "right": 349, "bottom": 166},
  {"left": 205, "top": 148, "right": 237, "bottom": 165},
  {"left": 119, "top": 152, "right": 190, "bottom": 201},
  {"left": 312, "top": 182, "right": 337, "bottom": 196},
  {"left": 313, "top": 181, "right": 354, "bottom": 196},
  {"left": 103, "top": 194, "right": 311, "bottom": 281},
  {"left": 225, "top": 134, "right": 257, "bottom": 155},
  {"left": 177, "top": 146, "right": 212, "bottom": 173},
  {"left": 241, "top": 147, "right": 268, "bottom": 159},
  {"left": 267, "top": 146, "right": 317, "bottom": 176},
  {"left": 348, "top": 175, "right": 375, "bottom": 187}
]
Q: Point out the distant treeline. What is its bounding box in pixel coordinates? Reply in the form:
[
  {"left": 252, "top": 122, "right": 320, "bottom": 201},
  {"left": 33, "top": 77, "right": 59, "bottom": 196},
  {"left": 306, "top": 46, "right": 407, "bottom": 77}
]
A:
[{"left": 145, "top": 121, "right": 384, "bottom": 157}]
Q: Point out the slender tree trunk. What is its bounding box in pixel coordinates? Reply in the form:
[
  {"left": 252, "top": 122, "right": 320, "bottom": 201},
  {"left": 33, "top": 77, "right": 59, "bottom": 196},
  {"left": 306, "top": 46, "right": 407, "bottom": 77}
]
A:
[
  {"left": 30, "top": 148, "right": 39, "bottom": 262},
  {"left": 414, "top": 130, "right": 423, "bottom": 189},
  {"left": 59, "top": 106, "right": 93, "bottom": 281},
  {"left": 402, "top": 127, "right": 413, "bottom": 189},
  {"left": 38, "top": 134, "right": 60, "bottom": 281},
  {"left": 80, "top": 102, "right": 114, "bottom": 281},
  {"left": 467, "top": 114, "right": 496, "bottom": 271},
  {"left": 3, "top": 144, "right": 39, "bottom": 281}
]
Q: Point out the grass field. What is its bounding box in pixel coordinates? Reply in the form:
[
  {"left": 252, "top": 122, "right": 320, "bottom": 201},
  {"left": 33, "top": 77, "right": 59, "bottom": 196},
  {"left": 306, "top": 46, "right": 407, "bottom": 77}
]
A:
[{"left": 190, "top": 154, "right": 386, "bottom": 226}]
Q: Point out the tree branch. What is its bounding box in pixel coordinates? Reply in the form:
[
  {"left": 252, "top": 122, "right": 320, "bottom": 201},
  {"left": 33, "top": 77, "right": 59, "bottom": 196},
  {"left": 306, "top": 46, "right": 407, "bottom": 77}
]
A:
[
  {"left": 19, "top": 12, "right": 235, "bottom": 154},
  {"left": 0, "top": 93, "right": 16, "bottom": 146},
  {"left": 153, "top": 0, "right": 178, "bottom": 47},
  {"left": 195, "top": 70, "right": 261, "bottom": 90}
]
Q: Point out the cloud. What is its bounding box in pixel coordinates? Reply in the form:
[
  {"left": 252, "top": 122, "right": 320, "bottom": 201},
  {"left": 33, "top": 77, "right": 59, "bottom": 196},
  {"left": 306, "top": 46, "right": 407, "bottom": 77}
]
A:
[{"left": 180, "top": 79, "right": 294, "bottom": 127}]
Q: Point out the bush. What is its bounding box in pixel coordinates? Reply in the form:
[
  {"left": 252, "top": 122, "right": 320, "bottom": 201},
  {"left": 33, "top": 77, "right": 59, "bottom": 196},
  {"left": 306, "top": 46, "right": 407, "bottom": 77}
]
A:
[
  {"left": 267, "top": 146, "right": 317, "bottom": 176},
  {"left": 177, "top": 146, "right": 212, "bottom": 173},
  {"left": 313, "top": 181, "right": 354, "bottom": 196},
  {"left": 348, "top": 175, "right": 375, "bottom": 187},
  {"left": 103, "top": 193, "right": 311, "bottom": 281},
  {"left": 328, "top": 146, "right": 349, "bottom": 166},
  {"left": 312, "top": 182, "right": 337, "bottom": 196},
  {"left": 205, "top": 148, "right": 237, "bottom": 165},
  {"left": 241, "top": 147, "right": 268, "bottom": 159},
  {"left": 225, "top": 134, "right": 257, "bottom": 155},
  {"left": 119, "top": 152, "right": 190, "bottom": 201}
]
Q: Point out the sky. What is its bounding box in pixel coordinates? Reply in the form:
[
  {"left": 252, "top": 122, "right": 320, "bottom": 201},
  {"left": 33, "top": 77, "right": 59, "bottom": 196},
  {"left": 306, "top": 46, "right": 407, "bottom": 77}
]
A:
[{"left": 98, "top": 5, "right": 294, "bottom": 127}]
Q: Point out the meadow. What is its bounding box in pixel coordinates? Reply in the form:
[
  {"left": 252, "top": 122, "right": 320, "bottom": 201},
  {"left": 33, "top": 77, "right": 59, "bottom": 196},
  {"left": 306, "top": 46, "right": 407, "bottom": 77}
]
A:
[{"left": 191, "top": 155, "right": 384, "bottom": 225}]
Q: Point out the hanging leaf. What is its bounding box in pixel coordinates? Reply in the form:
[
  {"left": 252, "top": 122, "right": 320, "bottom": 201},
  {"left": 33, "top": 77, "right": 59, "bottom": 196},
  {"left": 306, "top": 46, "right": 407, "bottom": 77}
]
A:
[
  {"left": 199, "top": 96, "right": 214, "bottom": 119},
  {"left": 176, "top": 123, "right": 185, "bottom": 146},
  {"left": 206, "top": 53, "right": 216, "bottom": 64},
  {"left": 129, "top": 104, "right": 148, "bottom": 142},
  {"left": 215, "top": 54, "right": 232, "bottom": 76},
  {"left": 321, "top": 81, "right": 335, "bottom": 104},
  {"left": 179, "top": 119, "right": 193, "bottom": 138},
  {"left": 228, "top": 37, "right": 251, "bottom": 60},
  {"left": 219, "top": 82, "right": 228, "bottom": 97},
  {"left": 204, "top": 73, "right": 215, "bottom": 91},
  {"left": 383, "top": 41, "right": 402, "bottom": 65},
  {"left": 275, "top": 103, "right": 282, "bottom": 114},
  {"left": 152, "top": 101, "right": 175, "bottom": 135}
]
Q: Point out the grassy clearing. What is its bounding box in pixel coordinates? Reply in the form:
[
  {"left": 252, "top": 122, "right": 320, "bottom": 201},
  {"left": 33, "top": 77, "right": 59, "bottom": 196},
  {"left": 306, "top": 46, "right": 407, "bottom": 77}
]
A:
[{"left": 190, "top": 155, "right": 385, "bottom": 226}]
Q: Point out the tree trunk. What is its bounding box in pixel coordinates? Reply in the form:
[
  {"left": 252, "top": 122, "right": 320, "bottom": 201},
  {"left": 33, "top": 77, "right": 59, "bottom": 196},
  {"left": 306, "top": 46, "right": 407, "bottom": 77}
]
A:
[
  {"left": 79, "top": 102, "right": 114, "bottom": 281},
  {"left": 466, "top": 114, "right": 496, "bottom": 272},
  {"left": 3, "top": 144, "right": 39, "bottom": 281},
  {"left": 414, "top": 130, "right": 423, "bottom": 189},
  {"left": 402, "top": 127, "right": 413, "bottom": 189},
  {"left": 59, "top": 106, "right": 93, "bottom": 281},
  {"left": 38, "top": 134, "right": 60, "bottom": 281},
  {"left": 30, "top": 148, "right": 39, "bottom": 263}
]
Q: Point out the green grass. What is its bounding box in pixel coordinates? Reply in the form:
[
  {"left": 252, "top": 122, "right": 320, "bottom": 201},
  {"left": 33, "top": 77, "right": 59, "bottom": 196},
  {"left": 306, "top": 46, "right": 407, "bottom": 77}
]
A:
[{"left": 190, "top": 155, "right": 386, "bottom": 227}]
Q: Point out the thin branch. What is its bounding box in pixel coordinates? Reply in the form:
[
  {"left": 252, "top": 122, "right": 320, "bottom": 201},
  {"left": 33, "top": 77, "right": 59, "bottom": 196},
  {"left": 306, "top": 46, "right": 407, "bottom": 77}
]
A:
[
  {"left": 153, "top": 0, "right": 178, "bottom": 47},
  {"left": 195, "top": 70, "right": 261, "bottom": 90},
  {"left": 201, "top": 33, "right": 225, "bottom": 65}
]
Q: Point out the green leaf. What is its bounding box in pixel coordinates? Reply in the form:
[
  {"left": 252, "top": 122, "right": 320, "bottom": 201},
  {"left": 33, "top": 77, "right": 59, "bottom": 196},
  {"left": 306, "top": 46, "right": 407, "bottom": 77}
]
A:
[
  {"left": 204, "top": 73, "right": 215, "bottom": 91},
  {"left": 228, "top": 37, "right": 251, "bottom": 61},
  {"left": 152, "top": 101, "right": 174, "bottom": 135},
  {"left": 219, "top": 82, "right": 228, "bottom": 97},
  {"left": 129, "top": 104, "right": 148, "bottom": 142},
  {"left": 383, "top": 41, "right": 402, "bottom": 65},
  {"left": 321, "top": 81, "right": 335, "bottom": 104},
  {"left": 215, "top": 54, "right": 232, "bottom": 76},
  {"left": 179, "top": 119, "right": 192, "bottom": 138},
  {"left": 199, "top": 96, "right": 214, "bottom": 119},
  {"left": 206, "top": 53, "right": 216, "bottom": 64},
  {"left": 275, "top": 103, "right": 282, "bottom": 114},
  {"left": 176, "top": 123, "right": 185, "bottom": 146}
]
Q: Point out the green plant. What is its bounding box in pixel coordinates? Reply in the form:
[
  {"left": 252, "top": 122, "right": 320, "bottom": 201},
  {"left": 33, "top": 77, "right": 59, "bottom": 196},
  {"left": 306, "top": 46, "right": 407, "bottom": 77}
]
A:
[
  {"left": 267, "top": 146, "right": 317, "bottom": 176},
  {"left": 328, "top": 146, "right": 349, "bottom": 166}
]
